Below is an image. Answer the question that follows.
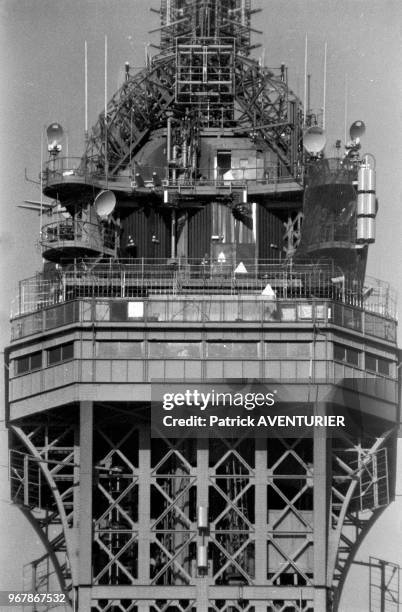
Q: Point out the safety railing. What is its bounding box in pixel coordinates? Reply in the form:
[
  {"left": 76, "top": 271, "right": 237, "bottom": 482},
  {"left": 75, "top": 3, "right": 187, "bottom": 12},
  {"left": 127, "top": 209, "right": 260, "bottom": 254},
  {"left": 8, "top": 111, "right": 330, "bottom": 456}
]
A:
[
  {"left": 10, "top": 259, "right": 397, "bottom": 321},
  {"left": 41, "top": 219, "right": 116, "bottom": 253},
  {"left": 43, "top": 157, "right": 302, "bottom": 191},
  {"left": 10, "top": 297, "right": 397, "bottom": 344}
]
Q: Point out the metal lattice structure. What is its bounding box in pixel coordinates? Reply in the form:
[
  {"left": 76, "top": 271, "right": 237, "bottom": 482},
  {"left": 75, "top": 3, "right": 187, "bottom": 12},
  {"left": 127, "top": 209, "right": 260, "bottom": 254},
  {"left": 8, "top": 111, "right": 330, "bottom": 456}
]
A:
[
  {"left": 7, "top": 403, "right": 398, "bottom": 611},
  {"left": 5, "top": 1, "right": 400, "bottom": 611},
  {"left": 369, "top": 557, "right": 400, "bottom": 612},
  {"left": 81, "top": 0, "right": 301, "bottom": 182}
]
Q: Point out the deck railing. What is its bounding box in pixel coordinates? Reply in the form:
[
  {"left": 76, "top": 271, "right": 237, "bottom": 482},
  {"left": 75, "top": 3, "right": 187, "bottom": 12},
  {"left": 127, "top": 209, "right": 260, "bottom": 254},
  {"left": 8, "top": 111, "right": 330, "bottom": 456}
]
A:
[
  {"left": 11, "top": 259, "right": 396, "bottom": 322},
  {"left": 41, "top": 220, "right": 116, "bottom": 253},
  {"left": 43, "top": 158, "right": 302, "bottom": 190},
  {"left": 10, "top": 296, "right": 397, "bottom": 344}
]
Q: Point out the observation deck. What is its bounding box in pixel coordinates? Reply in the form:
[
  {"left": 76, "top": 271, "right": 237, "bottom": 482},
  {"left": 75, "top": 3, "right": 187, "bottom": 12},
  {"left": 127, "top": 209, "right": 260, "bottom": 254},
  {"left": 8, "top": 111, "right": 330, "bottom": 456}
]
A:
[
  {"left": 7, "top": 261, "right": 398, "bottom": 423},
  {"left": 10, "top": 258, "right": 397, "bottom": 344},
  {"left": 42, "top": 153, "right": 303, "bottom": 204}
]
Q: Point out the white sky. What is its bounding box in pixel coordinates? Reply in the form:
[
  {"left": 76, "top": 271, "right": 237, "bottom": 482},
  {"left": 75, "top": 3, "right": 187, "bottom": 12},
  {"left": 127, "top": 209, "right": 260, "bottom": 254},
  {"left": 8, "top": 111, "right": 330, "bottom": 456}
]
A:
[{"left": 1, "top": 1, "right": 402, "bottom": 610}]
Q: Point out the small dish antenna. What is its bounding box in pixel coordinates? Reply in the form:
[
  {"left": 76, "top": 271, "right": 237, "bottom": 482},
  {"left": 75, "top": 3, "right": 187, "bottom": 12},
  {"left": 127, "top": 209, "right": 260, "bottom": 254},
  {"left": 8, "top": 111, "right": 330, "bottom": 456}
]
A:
[
  {"left": 47, "top": 123, "right": 64, "bottom": 153},
  {"left": 94, "top": 190, "right": 116, "bottom": 219},
  {"left": 303, "top": 126, "right": 326, "bottom": 155},
  {"left": 349, "top": 120, "right": 365, "bottom": 141}
]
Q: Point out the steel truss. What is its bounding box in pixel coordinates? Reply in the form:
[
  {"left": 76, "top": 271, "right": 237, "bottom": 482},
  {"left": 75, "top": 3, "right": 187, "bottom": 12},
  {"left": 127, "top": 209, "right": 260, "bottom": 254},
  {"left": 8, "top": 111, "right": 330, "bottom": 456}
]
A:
[
  {"left": 81, "top": 0, "right": 302, "bottom": 183},
  {"left": 8, "top": 402, "right": 395, "bottom": 610},
  {"left": 9, "top": 410, "right": 78, "bottom": 605},
  {"left": 158, "top": 0, "right": 254, "bottom": 55}
]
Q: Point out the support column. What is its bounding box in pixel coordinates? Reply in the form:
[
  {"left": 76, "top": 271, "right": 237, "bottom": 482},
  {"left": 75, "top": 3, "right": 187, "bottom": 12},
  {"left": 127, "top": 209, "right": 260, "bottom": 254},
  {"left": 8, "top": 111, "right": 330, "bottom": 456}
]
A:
[
  {"left": 196, "top": 437, "right": 209, "bottom": 609},
  {"left": 78, "top": 401, "right": 93, "bottom": 611},
  {"left": 137, "top": 425, "right": 151, "bottom": 612},
  {"left": 313, "top": 403, "right": 330, "bottom": 611},
  {"left": 255, "top": 437, "right": 267, "bottom": 612}
]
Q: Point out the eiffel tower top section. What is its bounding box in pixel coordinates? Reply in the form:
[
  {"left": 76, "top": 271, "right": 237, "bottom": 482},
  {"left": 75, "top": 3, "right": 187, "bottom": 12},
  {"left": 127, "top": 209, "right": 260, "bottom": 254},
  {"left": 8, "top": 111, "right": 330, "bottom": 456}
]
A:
[{"left": 156, "top": 0, "right": 258, "bottom": 54}]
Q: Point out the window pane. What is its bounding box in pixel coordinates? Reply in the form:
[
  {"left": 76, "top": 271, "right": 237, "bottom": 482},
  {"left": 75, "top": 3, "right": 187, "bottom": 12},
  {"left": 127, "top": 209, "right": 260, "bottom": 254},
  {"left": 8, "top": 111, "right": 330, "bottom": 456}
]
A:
[
  {"left": 97, "top": 342, "right": 144, "bottom": 358},
  {"left": 266, "top": 342, "right": 310, "bottom": 359},
  {"left": 149, "top": 342, "right": 201, "bottom": 358},
  {"left": 15, "top": 356, "right": 29, "bottom": 375},
  {"left": 334, "top": 344, "right": 345, "bottom": 362},
  {"left": 377, "top": 358, "right": 390, "bottom": 376},
  {"left": 61, "top": 342, "right": 74, "bottom": 361},
  {"left": 95, "top": 302, "right": 111, "bottom": 321},
  {"left": 110, "top": 301, "right": 127, "bottom": 321},
  {"left": 207, "top": 342, "right": 258, "bottom": 358},
  {"left": 48, "top": 346, "right": 62, "bottom": 365},
  {"left": 47, "top": 343, "right": 73, "bottom": 365},
  {"left": 280, "top": 305, "right": 297, "bottom": 321},
  {"left": 365, "top": 354, "right": 377, "bottom": 372},
  {"left": 346, "top": 347, "right": 359, "bottom": 366},
  {"left": 297, "top": 304, "right": 313, "bottom": 320},
  {"left": 30, "top": 352, "right": 42, "bottom": 371}
]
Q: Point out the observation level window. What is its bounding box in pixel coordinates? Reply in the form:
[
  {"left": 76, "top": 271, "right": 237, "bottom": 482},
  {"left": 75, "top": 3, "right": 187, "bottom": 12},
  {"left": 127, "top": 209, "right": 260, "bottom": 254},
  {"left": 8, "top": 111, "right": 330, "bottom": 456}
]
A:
[
  {"left": 207, "top": 341, "right": 258, "bottom": 358},
  {"left": 148, "top": 341, "right": 201, "bottom": 359},
  {"left": 365, "top": 353, "right": 392, "bottom": 376},
  {"left": 47, "top": 342, "right": 74, "bottom": 366},
  {"left": 14, "top": 351, "right": 42, "bottom": 376},
  {"left": 96, "top": 341, "right": 144, "bottom": 359},
  {"left": 96, "top": 301, "right": 145, "bottom": 322},
  {"left": 333, "top": 343, "right": 360, "bottom": 367},
  {"left": 265, "top": 342, "right": 311, "bottom": 359}
]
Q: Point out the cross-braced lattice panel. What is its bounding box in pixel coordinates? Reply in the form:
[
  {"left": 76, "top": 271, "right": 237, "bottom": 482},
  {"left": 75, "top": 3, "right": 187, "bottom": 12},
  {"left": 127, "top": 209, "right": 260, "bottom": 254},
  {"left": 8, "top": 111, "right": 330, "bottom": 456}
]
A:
[
  {"left": 333, "top": 446, "right": 389, "bottom": 513},
  {"left": 93, "top": 416, "right": 140, "bottom": 585},
  {"left": 267, "top": 601, "right": 313, "bottom": 612},
  {"left": 16, "top": 419, "right": 77, "bottom": 519},
  {"left": 9, "top": 449, "right": 41, "bottom": 508},
  {"left": 10, "top": 412, "right": 78, "bottom": 596},
  {"left": 331, "top": 434, "right": 391, "bottom": 591},
  {"left": 369, "top": 557, "right": 400, "bottom": 612},
  {"left": 209, "top": 600, "right": 254, "bottom": 611},
  {"left": 234, "top": 59, "right": 302, "bottom": 177},
  {"left": 151, "top": 600, "right": 196, "bottom": 611},
  {"left": 83, "top": 56, "right": 176, "bottom": 176},
  {"left": 151, "top": 438, "right": 197, "bottom": 585},
  {"left": 267, "top": 438, "right": 314, "bottom": 587},
  {"left": 92, "top": 600, "right": 138, "bottom": 612},
  {"left": 209, "top": 438, "right": 255, "bottom": 585},
  {"left": 176, "top": 42, "right": 234, "bottom": 106}
]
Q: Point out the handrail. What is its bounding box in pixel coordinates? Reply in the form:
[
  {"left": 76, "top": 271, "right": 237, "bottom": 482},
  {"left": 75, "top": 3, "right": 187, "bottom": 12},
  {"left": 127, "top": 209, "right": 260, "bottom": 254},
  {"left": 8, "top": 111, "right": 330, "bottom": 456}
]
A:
[
  {"left": 43, "top": 157, "right": 302, "bottom": 189},
  {"left": 10, "top": 297, "right": 397, "bottom": 345},
  {"left": 40, "top": 220, "right": 116, "bottom": 251},
  {"left": 11, "top": 258, "right": 396, "bottom": 320}
]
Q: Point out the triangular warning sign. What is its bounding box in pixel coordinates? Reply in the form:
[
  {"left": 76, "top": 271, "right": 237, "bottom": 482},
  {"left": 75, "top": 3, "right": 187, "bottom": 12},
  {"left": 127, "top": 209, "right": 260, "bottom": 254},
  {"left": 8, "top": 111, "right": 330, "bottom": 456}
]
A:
[
  {"left": 217, "top": 252, "right": 226, "bottom": 263},
  {"left": 234, "top": 262, "right": 248, "bottom": 274},
  {"left": 262, "top": 283, "right": 276, "bottom": 299}
]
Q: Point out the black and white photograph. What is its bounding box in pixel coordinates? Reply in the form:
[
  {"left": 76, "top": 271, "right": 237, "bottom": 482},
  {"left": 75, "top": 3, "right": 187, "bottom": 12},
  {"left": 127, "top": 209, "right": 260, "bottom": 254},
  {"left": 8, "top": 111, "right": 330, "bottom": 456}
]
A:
[{"left": 1, "top": 1, "right": 402, "bottom": 610}]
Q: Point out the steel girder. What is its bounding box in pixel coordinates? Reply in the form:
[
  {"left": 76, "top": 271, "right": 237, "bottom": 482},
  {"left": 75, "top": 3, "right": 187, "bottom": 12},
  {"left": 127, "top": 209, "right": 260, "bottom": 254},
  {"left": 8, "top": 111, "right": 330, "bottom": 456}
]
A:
[{"left": 82, "top": 54, "right": 301, "bottom": 180}]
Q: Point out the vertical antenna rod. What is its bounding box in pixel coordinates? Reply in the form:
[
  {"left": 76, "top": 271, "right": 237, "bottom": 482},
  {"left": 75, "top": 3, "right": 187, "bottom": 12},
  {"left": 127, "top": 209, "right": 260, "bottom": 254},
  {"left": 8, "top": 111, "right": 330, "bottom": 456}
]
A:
[
  {"left": 40, "top": 130, "right": 43, "bottom": 235},
  {"left": 84, "top": 41, "right": 88, "bottom": 143},
  {"left": 303, "top": 34, "right": 308, "bottom": 125},
  {"left": 104, "top": 35, "right": 108, "bottom": 184},
  {"left": 322, "top": 42, "right": 327, "bottom": 129},
  {"left": 344, "top": 74, "right": 348, "bottom": 144}
]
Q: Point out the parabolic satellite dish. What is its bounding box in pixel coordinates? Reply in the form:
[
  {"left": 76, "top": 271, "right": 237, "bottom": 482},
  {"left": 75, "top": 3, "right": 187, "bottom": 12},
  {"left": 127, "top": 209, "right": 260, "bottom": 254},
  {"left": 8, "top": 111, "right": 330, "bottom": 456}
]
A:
[
  {"left": 303, "top": 126, "right": 326, "bottom": 155},
  {"left": 94, "top": 190, "right": 116, "bottom": 219}
]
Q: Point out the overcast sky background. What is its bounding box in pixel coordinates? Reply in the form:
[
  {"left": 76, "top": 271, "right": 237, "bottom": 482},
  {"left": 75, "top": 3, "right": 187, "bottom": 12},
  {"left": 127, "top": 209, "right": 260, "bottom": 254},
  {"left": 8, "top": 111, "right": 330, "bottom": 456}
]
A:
[{"left": 1, "top": 1, "right": 402, "bottom": 610}]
